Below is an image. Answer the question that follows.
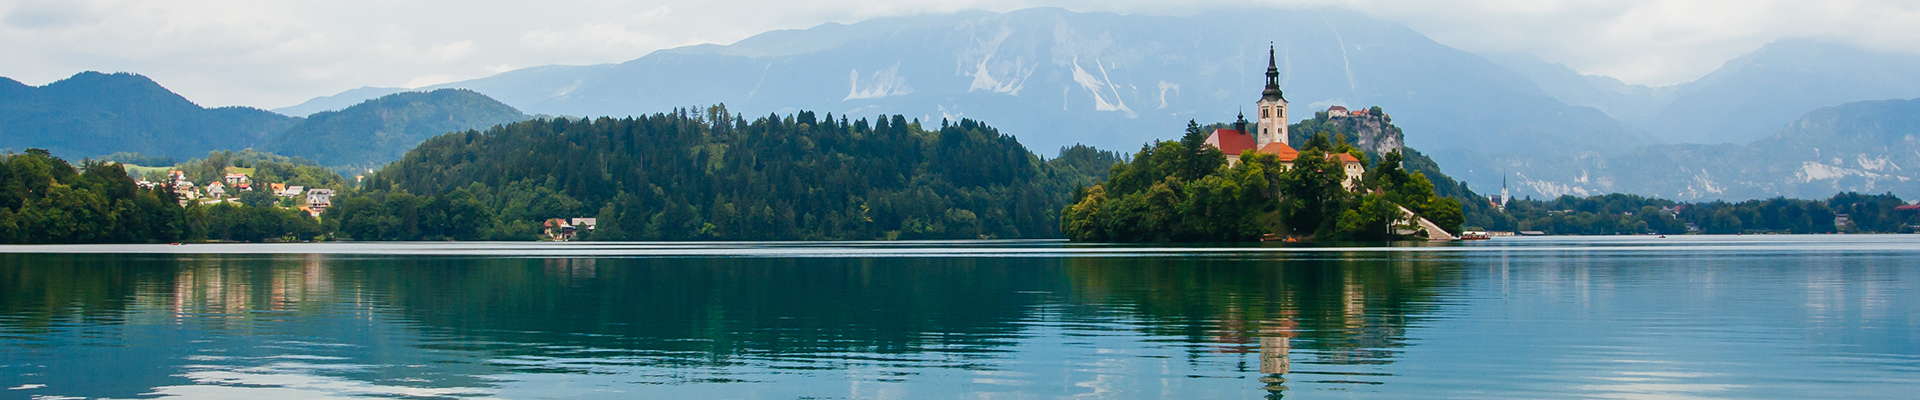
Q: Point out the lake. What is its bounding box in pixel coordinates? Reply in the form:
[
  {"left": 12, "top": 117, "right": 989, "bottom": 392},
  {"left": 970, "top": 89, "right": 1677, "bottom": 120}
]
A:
[{"left": 2, "top": 235, "right": 1916, "bottom": 399}]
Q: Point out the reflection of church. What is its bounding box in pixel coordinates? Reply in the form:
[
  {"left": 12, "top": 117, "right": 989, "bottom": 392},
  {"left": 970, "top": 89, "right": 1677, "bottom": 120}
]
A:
[{"left": 1205, "top": 47, "right": 1364, "bottom": 189}]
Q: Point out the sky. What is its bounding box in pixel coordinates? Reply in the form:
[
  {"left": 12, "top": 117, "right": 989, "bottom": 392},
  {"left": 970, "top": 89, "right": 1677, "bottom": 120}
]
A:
[{"left": 3, "top": 0, "right": 1919, "bottom": 109}]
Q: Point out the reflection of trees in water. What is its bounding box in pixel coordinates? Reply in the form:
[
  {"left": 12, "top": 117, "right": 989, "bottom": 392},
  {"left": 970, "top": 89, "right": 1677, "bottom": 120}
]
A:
[
  {"left": 355, "top": 257, "right": 1069, "bottom": 374},
  {"left": 0, "top": 254, "right": 340, "bottom": 331},
  {"left": 1063, "top": 252, "right": 1465, "bottom": 395},
  {"left": 0, "top": 253, "right": 379, "bottom": 399},
  {"left": 3, "top": 252, "right": 1463, "bottom": 397}
]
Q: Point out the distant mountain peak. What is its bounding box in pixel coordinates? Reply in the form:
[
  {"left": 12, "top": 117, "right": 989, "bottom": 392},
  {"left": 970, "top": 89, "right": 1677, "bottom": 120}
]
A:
[{"left": 0, "top": 71, "right": 297, "bottom": 159}]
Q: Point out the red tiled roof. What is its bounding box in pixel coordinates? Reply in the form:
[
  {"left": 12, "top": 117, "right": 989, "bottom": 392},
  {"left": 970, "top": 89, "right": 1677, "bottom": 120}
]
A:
[
  {"left": 1334, "top": 153, "right": 1362, "bottom": 163},
  {"left": 1206, "top": 129, "right": 1256, "bottom": 155},
  {"left": 1897, "top": 204, "right": 1920, "bottom": 212},
  {"left": 1258, "top": 142, "right": 1299, "bottom": 162},
  {"left": 1327, "top": 105, "right": 1348, "bottom": 112}
]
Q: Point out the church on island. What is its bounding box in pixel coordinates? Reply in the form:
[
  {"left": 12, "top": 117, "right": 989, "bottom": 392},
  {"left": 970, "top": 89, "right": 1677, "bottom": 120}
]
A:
[{"left": 1205, "top": 47, "right": 1365, "bottom": 190}]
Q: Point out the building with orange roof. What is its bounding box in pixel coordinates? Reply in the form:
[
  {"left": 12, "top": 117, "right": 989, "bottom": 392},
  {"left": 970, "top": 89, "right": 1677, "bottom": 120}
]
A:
[{"left": 1334, "top": 152, "right": 1364, "bottom": 190}]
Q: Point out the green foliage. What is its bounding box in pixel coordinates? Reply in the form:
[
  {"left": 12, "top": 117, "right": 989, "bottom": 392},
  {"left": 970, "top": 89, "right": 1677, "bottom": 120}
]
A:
[
  {"left": 1470, "top": 192, "right": 1918, "bottom": 235},
  {"left": 186, "top": 202, "right": 324, "bottom": 242},
  {"left": 349, "top": 107, "right": 1113, "bottom": 241},
  {"left": 163, "top": 149, "right": 347, "bottom": 190},
  {"left": 0, "top": 150, "right": 183, "bottom": 243},
  {"left": 1061, "top": 121, "right": 1461, "bottom": 242},
  {"left": 323, "top": 190, "right": 496, "bottom": 241}
]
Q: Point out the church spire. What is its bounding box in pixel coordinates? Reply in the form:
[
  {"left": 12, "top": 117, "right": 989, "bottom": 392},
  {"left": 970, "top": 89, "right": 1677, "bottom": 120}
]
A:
[{"left": 1262, "top": 44, "right": 1284, "bottom": 101}]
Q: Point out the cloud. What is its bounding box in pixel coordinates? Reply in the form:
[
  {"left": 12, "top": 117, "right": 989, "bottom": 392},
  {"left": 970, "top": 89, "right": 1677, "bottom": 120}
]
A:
[
  {"left": 3, "top": 0, "right": 102, "bottom": 29},
  {"left": 0, "top": 0, "right": 1915, "bottom": 108},
  {"left": 403, "top": 74, "right": 459, "bottom": 89},
  {"left": 1302, "top": 0, "right": 1920, "bottom": 85},
  {"left": 423, "top": 40, "right": 477, "bottom": 62}
]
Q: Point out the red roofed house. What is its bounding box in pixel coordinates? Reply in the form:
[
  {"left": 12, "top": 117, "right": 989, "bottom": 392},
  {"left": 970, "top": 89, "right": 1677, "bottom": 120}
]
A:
[
  {"left": 1205, "top": 117, "right": 1258, "bottom": 166},
  {"left": 1327, "top": 105, "right": 1350, "bottom": 117},
  {"left": 1334, "top": 152, "right": 1364, "bottom": 190}
]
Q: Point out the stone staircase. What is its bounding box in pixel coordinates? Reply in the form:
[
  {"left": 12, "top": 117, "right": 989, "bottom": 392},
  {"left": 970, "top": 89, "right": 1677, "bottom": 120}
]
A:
[{"left": 1395, "top": 205, "right": 1458, "bottom": 241}]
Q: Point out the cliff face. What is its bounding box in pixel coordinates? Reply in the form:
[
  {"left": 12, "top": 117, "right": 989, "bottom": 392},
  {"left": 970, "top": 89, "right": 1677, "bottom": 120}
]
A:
[
  {"left": 1344, "top": 114, "right": 1405, "bottom": 158},
  {"left": 1288, "top": 109, "right": 1404, "bottom": 160}
]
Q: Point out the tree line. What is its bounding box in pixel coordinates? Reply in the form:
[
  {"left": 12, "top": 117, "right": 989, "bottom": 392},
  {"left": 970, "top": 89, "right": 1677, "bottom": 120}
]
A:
[
  {"left": 1471, "top": 192, "right": 1917, "bottom": 234},
  {"left": 0, "top": 149, "right": 336, "bottom": 244},
  {"left": 7, "top": 104, "right": 1915, "bottom": 244},
  {"left": 329, "top": 106, "right": 1119, "bottom": 241}
]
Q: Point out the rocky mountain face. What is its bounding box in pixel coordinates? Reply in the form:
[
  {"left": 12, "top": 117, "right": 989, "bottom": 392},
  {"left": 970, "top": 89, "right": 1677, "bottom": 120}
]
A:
[
  {"left": 1493, "top": 39, "right": 1920, "bottom": 145},
  {"left": 1289, "top": 108, "right": 1402, "bottom": 158},
  {"left": 271, "top": 9, "right": 1920, "bottom": 202},
  {"left": 348, "top": 8, "right": 1650, "bottom": 185},
  {"left": 1496, "top": 98, "right": 1920, "bottom": 201}
]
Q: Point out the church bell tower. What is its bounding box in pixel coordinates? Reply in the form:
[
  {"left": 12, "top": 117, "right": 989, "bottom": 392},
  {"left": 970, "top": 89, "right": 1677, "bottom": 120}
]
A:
[{"left": 1256, "top": 45, "right": 1289, "bottom": 148}]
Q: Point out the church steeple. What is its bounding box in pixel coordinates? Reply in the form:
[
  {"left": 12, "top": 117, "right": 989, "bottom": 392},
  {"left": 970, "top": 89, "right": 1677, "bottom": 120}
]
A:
[
  {"left": 1255, "top": 44, "right": 1289, "bottom": 147},
  {"left": 1262, "top": 45, "right": 1284, "bottom": 102}
]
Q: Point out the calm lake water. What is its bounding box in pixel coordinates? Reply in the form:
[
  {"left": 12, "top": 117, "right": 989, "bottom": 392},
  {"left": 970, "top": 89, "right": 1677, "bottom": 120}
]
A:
[{"left": 2, "top": 235, "right": 1916, "bottom": 399}]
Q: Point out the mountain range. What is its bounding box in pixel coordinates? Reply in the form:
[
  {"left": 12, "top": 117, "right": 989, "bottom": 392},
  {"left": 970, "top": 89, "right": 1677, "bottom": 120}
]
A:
[
  {"left": 1, "top": 72, "right": 296, "bottom": 159},
  {"left": 1495, "top": 98, "right": 1920, "bottom": 200},
  {"left": 10, "top": 7, "right": 1920, "bottom": 201},
  {"left": 270, "top": 7, "right": 1920, "bottom": 201},
  {"left": 1492, "top": 39, "right": 1920, "bottom": 145},
  {"left": 0, "top": 73, "right": 526, "bottom": 169},
  {"left": 285, "top": 8, "right": 1652, "bottom": 163}
]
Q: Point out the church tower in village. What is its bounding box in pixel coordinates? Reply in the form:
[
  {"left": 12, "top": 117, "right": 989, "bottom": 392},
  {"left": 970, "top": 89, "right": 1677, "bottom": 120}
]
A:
[{"left": 1256, "top": 46, "right": 1289, "bottom": 148}]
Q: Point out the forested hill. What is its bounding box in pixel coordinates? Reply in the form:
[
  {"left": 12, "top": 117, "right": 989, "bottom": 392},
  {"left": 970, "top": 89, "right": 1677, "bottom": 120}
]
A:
[
  {"left": 0, "top": 72, "right": 297, "bottom": 159},
  {"left": 268, "top": 89, "right": 528, "bottom": 169},
  {"left": 348, "top": 107, "right": 1119, "bottom": 240},
  {"left": 1, "top": 73, "right": 536, "bottom": 171}
]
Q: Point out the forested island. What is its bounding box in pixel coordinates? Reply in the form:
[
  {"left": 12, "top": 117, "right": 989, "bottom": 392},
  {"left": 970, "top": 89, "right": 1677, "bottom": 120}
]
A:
[{"left": 1061, "top": 121, "right": 1464, "bottom": 242}]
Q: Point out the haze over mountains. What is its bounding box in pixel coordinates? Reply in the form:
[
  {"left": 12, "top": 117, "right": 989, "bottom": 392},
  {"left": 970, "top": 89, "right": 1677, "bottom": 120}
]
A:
[
  {"left": 286, "top": 8, "right": 1653, "bottom": 161},
  {"left": 1494, "top": 39, "right": 1920, "bottom": 145},
  {"left": 9, "top": 7, "right": 1920, "bottom": 201},
  {"left": 270, "top": 8, "right": 1920, "bottom": 201},
  {"left": 1495, "top": 98, "right": 1920, "bottom": 201}
]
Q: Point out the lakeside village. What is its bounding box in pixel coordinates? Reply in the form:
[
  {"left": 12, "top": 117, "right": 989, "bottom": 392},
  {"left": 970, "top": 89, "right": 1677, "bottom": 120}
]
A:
[
  {"left": 141, "top": 170, "right": 334, "bottom": 216},
  {"left": 138, "top": 170, "right": 598, "bottom": 241}
]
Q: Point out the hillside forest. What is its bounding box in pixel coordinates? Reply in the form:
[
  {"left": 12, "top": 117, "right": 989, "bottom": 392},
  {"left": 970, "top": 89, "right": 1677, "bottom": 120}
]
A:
[
  {"left": 335, "top": 106, "right": 1117, "bottom": 241},
  {"left": 2, "top": 105, "right": 1916, "bottom": 244}
]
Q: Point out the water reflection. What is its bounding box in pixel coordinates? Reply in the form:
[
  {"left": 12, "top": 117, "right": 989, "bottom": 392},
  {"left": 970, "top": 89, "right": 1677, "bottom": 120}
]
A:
[{"left": 2, "top": 237, "right": 1917, "bottom": 399}]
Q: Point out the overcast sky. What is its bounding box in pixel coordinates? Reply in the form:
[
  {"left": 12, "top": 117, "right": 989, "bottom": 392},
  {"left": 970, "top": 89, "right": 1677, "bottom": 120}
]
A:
[{"left": 4, "top": 0, "right": 1918, "bottom": 109}]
